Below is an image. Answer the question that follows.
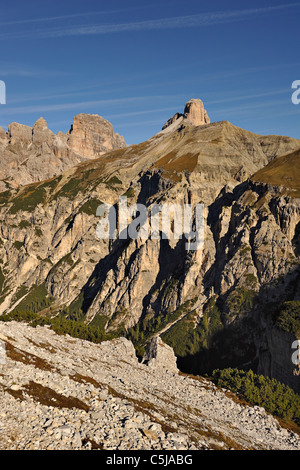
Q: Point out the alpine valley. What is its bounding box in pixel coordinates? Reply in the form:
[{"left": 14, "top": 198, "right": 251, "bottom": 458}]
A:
[{"left": 0, "top": 99, "right": 299, "bottom": 450}]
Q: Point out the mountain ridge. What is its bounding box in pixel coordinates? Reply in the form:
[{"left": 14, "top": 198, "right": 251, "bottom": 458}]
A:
[
  {"left": 0, "top": 113, "right": 126, "bottom": 191},
  {"left": 0, "top": 100, "right": 299, "bottom": 394}
]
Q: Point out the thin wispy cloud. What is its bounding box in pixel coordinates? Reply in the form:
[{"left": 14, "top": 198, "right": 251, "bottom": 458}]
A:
[
  {"left": 0, "top": 96, "right": 176, "bottom": 116},
  {"left": 106, "top": 107, "right": 179, "bottom": 119},
  {"left": 0, "top": 64, "right": 67, "bottom": 78},
  {"left": 0, "top": 4, "right": 158, "bottom": 27},
  {"left": 0, "top": 4, "right": 298, "bottom": 40},
  {"left": 212, "top": 99, "right": 290, "bottom": 117},
  {"left": 207, "top": 88, "right": 291, "bottom": 106},
  {"left": 0, "top": 9, "right": 128, "bottom": 27}
]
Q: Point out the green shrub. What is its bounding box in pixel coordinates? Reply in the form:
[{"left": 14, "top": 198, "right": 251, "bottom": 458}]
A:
[
  {"left": 1, "top": 310, "right": 113, "bottom": 344},
  {"left": 127, "top": 299, "right": 196, "bottom": 357},
  {"left": 9, "top": 186, "right": 46, "bottom": 214},
  {"left": 79, "top": 198, "right": 103, "bottom": 216},
  {"left": 211, "top": 368, "right": 300, "bottom": 425},
  {"left": 162, "top": 297, "right": 223, "bottom": 358},
  {"left": 225, "top": 287, "right": 257, "bottom": 318},
  {"left": 19, "top": 220, "right": 31, "bottom": 229},
  {"left": 13, "top": 241, "right": 23, "bottom": 250},
  {"left": 276, "top": 301, "right": 300, "bottom": 336},
  {"left": 106, "top": 176, "right": 122, "bottom": 186},
  {"left": 122, "top": 188, "right": 135, "bottom": 198}
]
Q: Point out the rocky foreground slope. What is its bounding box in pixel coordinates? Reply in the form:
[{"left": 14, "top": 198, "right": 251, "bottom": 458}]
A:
[{"left": 0, "top": 320, "right": 299, "bottom": 451}]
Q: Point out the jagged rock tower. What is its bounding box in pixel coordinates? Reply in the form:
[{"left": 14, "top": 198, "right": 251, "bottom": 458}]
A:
[{"left": 162, "top": 98, "right": 210, "bottom": 130}]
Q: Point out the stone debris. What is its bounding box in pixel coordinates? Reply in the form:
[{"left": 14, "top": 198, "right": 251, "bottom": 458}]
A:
[{"left": 0, "top": 321, "right": 299, "bottom": 451}]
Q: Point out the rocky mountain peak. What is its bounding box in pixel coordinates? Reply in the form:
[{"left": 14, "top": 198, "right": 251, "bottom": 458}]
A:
[
  {"left": 184, "top": 98, "right": 210, "bottom": 126},
  {"left": 0, "top": 113, "right": 126, "bottom": 190},
  {"left": 7, "top": 122, "right": 32, "bottom": 143},
  {"left": 67, "top": 113, "right": 126, "bottom": 159},
  {"left": 33, "top": 117, "right": 48, "bottom": 130},
  {"left": 162, "top": 98, "right": 210, "bottom": 130}
]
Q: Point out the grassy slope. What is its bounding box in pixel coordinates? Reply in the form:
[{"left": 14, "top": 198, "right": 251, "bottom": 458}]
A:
[{"left": 251, "top": 149, "right": 300, "bottom": 197}]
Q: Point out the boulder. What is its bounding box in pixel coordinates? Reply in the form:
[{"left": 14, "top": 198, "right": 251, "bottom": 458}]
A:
[{"left": 142, "top": 337, "right": 178, "bottom": 373}]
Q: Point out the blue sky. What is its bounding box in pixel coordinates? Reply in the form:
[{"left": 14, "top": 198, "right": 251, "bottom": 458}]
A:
[{"left": 0, "top": 0, "right": 299, "bottom": 145}]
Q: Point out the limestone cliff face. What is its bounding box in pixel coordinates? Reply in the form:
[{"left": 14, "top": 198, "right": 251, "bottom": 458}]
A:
[
  {"left": 184, "top": 99, "right": 211, "bottom": 126},
  {"left": 0, "top": 102, "right": 299, "bottom": 391},
  {"left": 258, "top": 327, "right": 300, "bottom": 394},
  {"left": 0, "top": 115, "right": 126, "bottom": 191},
  {"left": 162, "top": 98, "right": 210, "bottom": 130},
  {"left": 67, "top": 113, "right": 126, "bottom": 158}
]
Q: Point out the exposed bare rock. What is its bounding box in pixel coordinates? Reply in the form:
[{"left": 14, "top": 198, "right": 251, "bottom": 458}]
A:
[
  {"left": 142, "top": 337, "right": 178, "bottom": 373},
  {"left": 32, "top": 117, "right": 54, "bottom": 145},
  {"left": 258, "top": 327, "right": 300, "bottom": 393},
  {"left": 8, "top": 122, "right": 32, "bottom": 144},
  {"left": 162, "top": 98, "right": 210, "bottom": 130},
  {"left": 184, "top": 98, "right": 211, "bottom": 126},
  {"left": 162, "top": 112, "right": 184, "bottom": 130},
  {"left": 0, "top": 114, "right": 126, "bottom": 190},
  {"left": 67, "top": 113, "right": 126, "bottom": 159}
]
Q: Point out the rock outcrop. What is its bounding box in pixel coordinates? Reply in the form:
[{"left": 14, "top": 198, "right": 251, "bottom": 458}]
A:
[
  {"left": 8, "top": 122, "right": 32, "bottom": 143},
  {"left": 142, "top": 337, "right": 178, "bottom": 373},
  {"left": 162, "top": 98, "right": 210, "bottom": 130},
  {"left": 184, "top": 99, "right": 211, "bottom": 126},
  {"left": 67, "top": 113, "right": 126, "bottom": 159}
]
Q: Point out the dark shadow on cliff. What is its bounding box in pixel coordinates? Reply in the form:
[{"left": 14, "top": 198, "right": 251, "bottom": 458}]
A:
[{"left": 172, "top": 264, "right": 300, "bottom": 377}]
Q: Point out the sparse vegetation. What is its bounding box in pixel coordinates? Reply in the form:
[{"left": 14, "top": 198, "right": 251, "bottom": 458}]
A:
[
  {"left": 78, "top": 198, "right": 103, "bottom": 216},
  {"left": 9, "top": 186, "right": 46, "bottom": 214},
  {"left": 35, "top": 227, "right": 43, "bottom": 237},
  {"left": 162, "top": 297, "right": 223, "bottom": 358},
  {"left": 0, "top": 267, "right": 5, "bottom": 292},
  {"left": 0, "top": 310, "right": 114, "bottom": 344},
  {"left": 252, "top": 149, "right": 300, "bottom": 198},
  {"left": 225, "top": 287, "right": 257, "bottom": 318},
  {"left": 19, "top": 220, "right": 31, "bottom": 229},
  {"left": 10, "top": 284, "right": 54, "bottom": 314},
  {"left": 122, "top": 188, "right": 135, "bottom": 198},
  {"left": 128, "top": 300, "right": 196, "bottom": 357},
  {"left": 106, "top": 175, "right": 122, "bottom": 186},
  {"left": 275, "top": 301, "right": 300, "bottom": 337},
  {"left": 13, "top": 241, "right": 23, "bottom": 250},
  {"left": 211, "top": 368, "right": 300, "bottom": 426}
]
